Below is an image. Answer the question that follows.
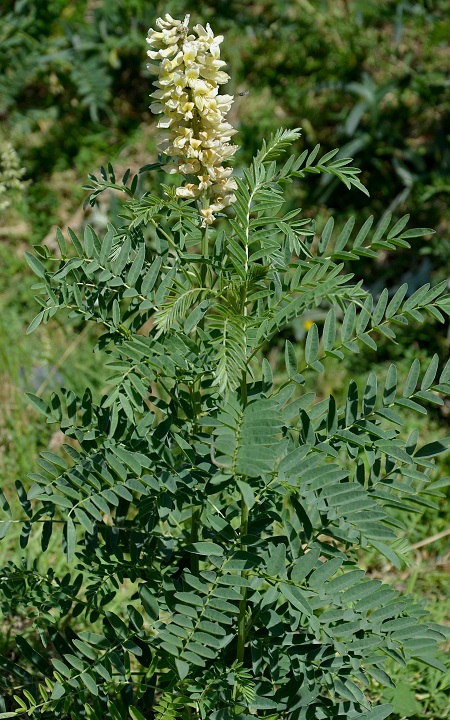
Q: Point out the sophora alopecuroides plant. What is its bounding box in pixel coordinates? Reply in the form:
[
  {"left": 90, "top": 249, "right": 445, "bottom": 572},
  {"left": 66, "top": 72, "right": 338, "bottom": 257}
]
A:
[{"left": 1, "top": 12, "right": 449, "bottom": 720}]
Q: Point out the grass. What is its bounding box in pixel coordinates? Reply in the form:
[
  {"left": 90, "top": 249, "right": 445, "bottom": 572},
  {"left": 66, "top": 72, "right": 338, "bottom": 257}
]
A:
[{"left": 371, "top": 559, "right": 450, "bottom": 719}]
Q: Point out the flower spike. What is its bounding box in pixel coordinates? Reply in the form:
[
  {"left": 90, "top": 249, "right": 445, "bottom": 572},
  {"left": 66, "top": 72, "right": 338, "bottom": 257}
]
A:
[{"left": 147, "top": 14, "right": 238, "bottom": 226}]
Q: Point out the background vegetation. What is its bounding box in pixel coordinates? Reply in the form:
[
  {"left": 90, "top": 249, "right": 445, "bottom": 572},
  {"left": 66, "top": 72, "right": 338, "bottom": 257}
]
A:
[{"left": 0, "top": 1, "right": 449, "bottom": 718}]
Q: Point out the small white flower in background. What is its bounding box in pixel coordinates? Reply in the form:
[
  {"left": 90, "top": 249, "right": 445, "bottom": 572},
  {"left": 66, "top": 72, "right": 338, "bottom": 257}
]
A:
[
  {"left": 147, "top": 13, "right": 238, "bottom": 226},
  {"left": 0, "top": 141, "right": 27, "bottom": 213}
]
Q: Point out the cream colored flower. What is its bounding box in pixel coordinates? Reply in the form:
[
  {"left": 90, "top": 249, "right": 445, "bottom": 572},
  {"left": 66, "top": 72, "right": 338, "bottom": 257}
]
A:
[
  {"left": 147, "top": 14, "right": 238, "bottom": 226},
  {"left": 200, "top": 206, "right": 216, "bottom": 225}
]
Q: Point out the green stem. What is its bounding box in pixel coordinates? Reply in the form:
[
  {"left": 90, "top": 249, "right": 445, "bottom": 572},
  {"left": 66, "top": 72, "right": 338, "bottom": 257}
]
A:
[
  {"left": 236, "top": 358, "right": 250, "bottom": 666},
  {"left": 236, "top": 496, "right": 249, "bottom": 663},
  {"left": 200, "top": 224, "right": 209, "bottom": 285},
  {"left": 190, "top": 220, "right": 208, "bottom": 577},
  {"left": 190, "top": 506, "right": 201, "bottom": 576},
  {"left": 240, "top": 370, "right": 248, "bottom": 407}
]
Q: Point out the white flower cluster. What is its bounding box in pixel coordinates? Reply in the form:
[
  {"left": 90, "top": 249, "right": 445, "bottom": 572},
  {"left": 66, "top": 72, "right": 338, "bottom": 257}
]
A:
[
  {"left": 0, "top": 141, "right": 27, "bottom": 213},
  {"left": 147, "top": 14, "right": 238, "bottom": 226}
]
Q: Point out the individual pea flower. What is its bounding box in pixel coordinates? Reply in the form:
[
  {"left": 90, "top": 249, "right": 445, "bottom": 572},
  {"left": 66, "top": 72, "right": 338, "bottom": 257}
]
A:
[{"left": 147, "top": 13, "right": 238, "bottom": 226}]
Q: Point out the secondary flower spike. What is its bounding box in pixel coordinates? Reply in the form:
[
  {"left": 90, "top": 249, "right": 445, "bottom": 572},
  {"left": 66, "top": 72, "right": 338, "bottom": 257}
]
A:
[{"left": 147, "top": 14, "right": 238, "bottom": 226}]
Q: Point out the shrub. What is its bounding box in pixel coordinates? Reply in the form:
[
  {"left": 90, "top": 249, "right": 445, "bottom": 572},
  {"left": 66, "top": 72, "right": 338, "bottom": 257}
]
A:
[{"left": 1, "top": 12, "right": 449, "bottom": 720}]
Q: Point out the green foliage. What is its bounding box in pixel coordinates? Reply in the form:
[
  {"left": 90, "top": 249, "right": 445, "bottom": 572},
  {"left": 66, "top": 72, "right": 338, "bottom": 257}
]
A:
[
  {"left": 2, "top": 0, "right": 449, "bottom": 313},
  {"left": 1, "top": 120, "right": 449, "bottom": 720},
  {"left": 1, "top": 5, "right": 449, "bottom": 718}
]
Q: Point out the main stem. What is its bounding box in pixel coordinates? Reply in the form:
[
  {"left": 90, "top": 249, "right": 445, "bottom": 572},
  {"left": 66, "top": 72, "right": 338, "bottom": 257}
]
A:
[
  {"left": 236, "top": 367, "right": 249, "bottom": 664},
  {"left": 236, "top": 496, "right": 249, "bottom": 663},
  {"left": 190, "top": 219, "right": 209, "bottom": 577},
  {"left": 191, "top": 219, "right": 209, "bottom": 576},
  {"left": 190, "top": 506, "right": 200, "bottom": 577},
  {"left": 200, "top": 224, "right": 208, "bottom": 285}
]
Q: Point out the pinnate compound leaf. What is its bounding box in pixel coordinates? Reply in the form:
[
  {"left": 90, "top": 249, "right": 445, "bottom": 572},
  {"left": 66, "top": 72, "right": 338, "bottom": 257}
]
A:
[
  {"left": 363, "top": 371, "right": 377, "bottom": 415},
  {"left": 421, "top": 353, "right": 439, "bottom": 390},
  {"left": 65, "top": 517, "right": 76, "bottom": 563},
  {"left": 74, "top": 508, "right": 94, "bottom": 534},
  {"left": 0, "top": 521, "right": 12, "bottom": 540},
  {"left": 370, "top": 540, "right": 403, "bottom": 569},
  {"left": 139, "top": 585, "right": 159, "bottom": 620},
  {"left": 385, "top": 283, "right": 408, "bottom": 318},
  {"left": 372, "top": 212, "right": 392, "bottom": 245},
  {"left": 78, "top": 631, "right": 108, "bottom": 647},
  {"left": 0, "top": 490, "right": 12, "bottom": 518},
  {"left": 80, "top": 671, "right": 98, "bottom": 696},
  {"left": 126, "top": 243, "right": 145, "bottom": 286},
  {"left": 189, "top": 542, "right": 224, "bottom": 556},
  {"left": 383, "top": 364, "right": 397, "bottom": 406},
  {"left": 129, "top": 707, "right": 146, "bottom": 720},
  {"left": 279, "top": 583, "right": 312, "bottom": 615},
  {"left": 373, "top": 288, "right": 389, "bottom": 325},
  {"left": 412, "top": 655, "right": 447, "bottom": 673},
  {"left": 285, "top": 339, "right": 297, "bottom": 376},
  {"left": 309, "top": 557, "right": 343, "bottom": 587},
  {"left": 108, "top": 701, "right": 125, "bottom": 720},
  {"left": 354, "top": 704, "right": 394, "bottom": 720},
  {"left": 399, "top": 227, "right": 434, "bottom": 239},
  {"left": 305, "top": 323, "right": 319, "bottom": 364},
  {"left": 255, "top": 127, "right": 302, "bottom": 165},
  {"left": 175, "top": 659, "right": 190, "bottom": 680},
  {"left": 414, "top": 439, "right": 450, "bottom": 459},
  {"left": 26, "top": 311, "right": 45, "bottom": 334},
  {"left": 141, "top": 256, "right": 162, "bottom": 295},
  {"left": 213, "top": 397, "right": 284, "bottom": 476},
  {"left": 25, "top": 393, "right": 51, "bottom": 417},
  {"left": 236, "top": 480, "right": 255, "bottom": 510},
  {"left": 387, "top": 214, "right": 410, "bottom": 239},
  {"left": 403, "top": 358, "right": 420, "bottom": 397},
  {"left": 323, "top": 307, "right": 336, "bottom": 351},
  {"left": 291, "top": 546, "right": 321, "bottom": 583},
  {"left": 68, "top": 227, "right": 83, "bottom": 256},
  {"left": 341, "top": 303, "right": 356, "bottom": 342},
  {"left": 184, "top": 300, "right": 210, "bottom": 333},
  {"left": 25, "top": 252, "right": 46, "bottom": 278},
  {"left": 440, "top": 358, "right": 450, "bottom": 383},
  {"left": 266, "top": 543, "right": 287, "bottom": 577}
]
